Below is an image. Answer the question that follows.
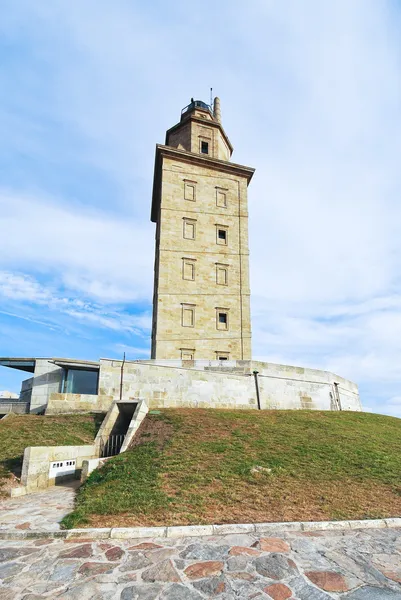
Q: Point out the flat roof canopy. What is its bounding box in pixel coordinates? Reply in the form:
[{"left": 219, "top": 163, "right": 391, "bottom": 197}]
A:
[
  {"left": 0, "top": 357, "right": 100, "bottom": 373},
  {"left": 0, "top": 358, "right": 36, "bottom": 373},
  {"left": 52, "top": 359, "right": 99, "bottom": 371}
]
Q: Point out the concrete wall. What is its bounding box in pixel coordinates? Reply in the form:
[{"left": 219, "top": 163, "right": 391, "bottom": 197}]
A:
[
  {"left": 98, "top": 358, "right": 361, "bottom": 412},
  {"left": 46, "top": 392, "right": 113, "bottom": 415},
  {"left": 30, "top": 359, "right": 64, "bottom": 413},
  {"left": 0, "top": 400, "right": 29, "bottom": 414},
  {"left": 20, "top": 377, "right": 33, "bottom": 404},
  {"left": 16, "top": 444, "right": 97, "bottom": 495}
]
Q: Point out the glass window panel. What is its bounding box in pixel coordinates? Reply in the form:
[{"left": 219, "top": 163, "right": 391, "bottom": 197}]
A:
[{"left": 64, "top": 369, "right": 98, "bottom": 395}]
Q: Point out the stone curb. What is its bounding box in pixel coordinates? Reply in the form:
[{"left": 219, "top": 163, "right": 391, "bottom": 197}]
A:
[{"left": 0, "top": 518, "right": 400, "bottom": 540}]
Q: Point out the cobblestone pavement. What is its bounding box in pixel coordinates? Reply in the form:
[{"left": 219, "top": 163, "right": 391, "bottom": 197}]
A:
[
  {"left": 0, "top": 483, "right": 77, "bottom": 532},
  {"left": 0, "top": 528, "right": 400, "bottom": 599}
]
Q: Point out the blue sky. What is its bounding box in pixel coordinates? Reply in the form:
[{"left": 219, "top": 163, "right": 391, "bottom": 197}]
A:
[{"left": 1, "top": 1, "right": 401, "bottom": 417}]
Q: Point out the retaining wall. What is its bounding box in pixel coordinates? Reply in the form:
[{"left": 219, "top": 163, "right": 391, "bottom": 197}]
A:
[
  {"left": 12, "top": 444, "right": 97, "bottom": 496},
  {"left": 98, "top": 359, "right": 361, "bottom": 412},
  {"left": 46, "top": 392, "right": 112, "bottom": 415}
]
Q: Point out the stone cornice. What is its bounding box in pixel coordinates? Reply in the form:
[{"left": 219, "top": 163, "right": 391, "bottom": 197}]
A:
[{"left": 151, "top": 144, "right": 255, "bottom": 223}]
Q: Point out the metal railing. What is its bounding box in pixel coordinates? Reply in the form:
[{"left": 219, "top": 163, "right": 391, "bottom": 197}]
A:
[{"left": 99, "top": 434, "right": 125, "bottom": 458}]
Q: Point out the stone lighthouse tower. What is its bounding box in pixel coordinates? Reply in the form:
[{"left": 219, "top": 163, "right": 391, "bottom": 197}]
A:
[{"left": 150, "top": 98, "right": 254, "bottom": 360}]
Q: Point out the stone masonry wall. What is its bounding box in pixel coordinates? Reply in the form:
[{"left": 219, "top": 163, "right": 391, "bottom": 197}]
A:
[
  {"left": 152, "top": 152, "right": 252, "bottom": 361},
  {"left": 96, "top": 358, "right": 361, "bottom": 412},
  {"left": 46, "top": 392, "right": 113, "bottom": 415}
]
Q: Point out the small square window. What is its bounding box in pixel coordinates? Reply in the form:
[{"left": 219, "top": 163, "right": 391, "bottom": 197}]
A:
[
  {"left": 182, "top": 259, "right": 195, "bottom": 281},
  {"left": 184, "top": 182, "right": 196, "bottom": 201},
  {"left": 182, "top": 304, "right": 195, "bottom": 327},
  {"left": 216, "top": 227, "right": 228, "bottom": 245},
  {"left": 216, "top": 309, "right": 229, "bottom": 330},
  {"left": 216, "top": 190, "right": 227, "bottom": 208},
  {"left": 183, "top": 219, "right": 196, "bottom": 240},
  {"left": 201, "top": 141, "right": 209, "bottom": 154},
  {"left": 181, "top": 349, "right": 195, "bottom": 360},
  {"left": 216, "top": 264, "right": 228, "bottom": 285}
]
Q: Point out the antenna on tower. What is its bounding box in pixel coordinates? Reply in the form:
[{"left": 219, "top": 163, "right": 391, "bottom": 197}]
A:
[{"left": 210, "top": 87, "right": 213, "bottom": 107}]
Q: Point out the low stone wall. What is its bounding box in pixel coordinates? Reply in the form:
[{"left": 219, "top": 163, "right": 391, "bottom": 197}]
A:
[
  {"left": 46, "top": 392, "right": 113, "bottom": 415},
  {"left": 12, "top": 444, "right": 97, "bottom": 496},
  {"left": 98, "top": 359, "right": 361, "bottom": 412}
]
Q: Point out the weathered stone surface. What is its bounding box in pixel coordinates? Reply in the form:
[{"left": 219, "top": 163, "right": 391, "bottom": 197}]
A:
[
  {"left": 15, "top": 522, "right": 31, "bottom": 530},
  {"left": 342, "top": 588, "right": 401, "bottom": 599},
  {"left": 180, "top": 543, "right": 230, "bottom": 560},
  {"left": 0, "top": 589, "right": 19, "bottom": 600},
  {"left": 382, "top": 570, "right": 401, "bottom": 583},
  {"left": 306, "top": 570, "right": 349, "bottom": 592},
  {"left": 264, "top": 583, "right": 293, "bottom": 600},
  {"left": 0, "top": 562, "right": 24, "bottom": 579},
  {"left": 59, "top": 543, "right": 93, "bottom": 559},
  {"left": 184, "top": 560, "right": 224, "bottom": 579},
  {"left": 105, "top": 546, "right": 124, "bottom": 561},
  {"left": 160, "top": 583, "right": 204, "bottom": 599},
  {"left": 260, "top": 538, "right": 290, "bottom": 553},
  {"left": 227, "top": 554, "right": 253, "bottom": 571},
  {"left": 0, "top": 522, "right": 400, "bottom": 599},
  {"left": 59, "top": 581, "right": 116, "bottom": 600},
  {"left": 128, "top": 542, "right": 162, "bottom": 550},
  {"left": 120, "top": 553, "right": 151, "bottom": 572},
  {"left": 227, "top": 571, "right": 255, "bottom": 581},
  {"left": 78, "top": 562, "right": 112, "bottom": 576},
  {"left": 0, "top": 547, "right": 38, "bottom": 562},
  {"left": 254, "top": 553, "right": 298, "bottom": 579},
  {"left": 288, "top": 576, "right": 334, "bottom": 599},
  {"left": 120, "top": 584, "right": 162, "bottom": 600},
  {"left": 49, "top": 560, "right": 80, "bottom": 582},
  {"left": 145, "top": 548, "right": 176, "bottom": 562},
  {"left": 229, "top": 545, "right": 261, "bottom": 556},
  {"left": 33, "top": 538, "right": 54, "bottom": 546},
  {"left": 192, "top": 576, "right": 226, "bottom": 596},
  {"left": 142, "top": 559, "right": 180, "bottom": 582}
]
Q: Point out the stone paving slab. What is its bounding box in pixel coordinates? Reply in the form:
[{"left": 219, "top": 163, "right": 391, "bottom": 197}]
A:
[
  {"left": 0, "top": 528, "right": 400, "bottom": 599},
  {"left": 0, "top": 483, "right": 77, "bottom": 532}
]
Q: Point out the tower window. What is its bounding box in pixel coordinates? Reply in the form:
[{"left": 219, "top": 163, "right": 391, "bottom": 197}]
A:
[
  {"left": 201, "top": 141, "right": 209, "bottom": 154},
  {"left": 184, "top": 181, "right": 196, "bottom": 201},
  {"left": 183, "top": 218, "right": 196, "bottom": 240},
  {"left": 216, "top": 226, "right": 228, "bottom": 245},
  {"left": 182, "top": 258, "right": 196, "bottom": 281},
  {"left": 216, "top": 264, "right": 228, "bottom": 285},
  {"left": 182, "top": 304, "right": 195, "bottom": 327},
  {"left": 216, "top": 188, "right": 227, "bottom": 208},
  {"left": 216, "top": 352, "right": 229, "bottom": 361},
  {"left": 181, "top": 348, "right": 195, "bottom": 360},
  {"left": 216, "top": 308, "right": 229, "bottom": 330}
]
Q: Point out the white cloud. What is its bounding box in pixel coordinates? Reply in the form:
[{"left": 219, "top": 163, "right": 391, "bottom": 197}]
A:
[
  {"left": 0, "top": 271, "right": 151, "bottom": 334},
  {"left": 0, "top": 190, "right": 154, "bottom": 303}
]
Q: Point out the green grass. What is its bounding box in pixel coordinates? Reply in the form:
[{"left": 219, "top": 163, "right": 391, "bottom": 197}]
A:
[
  {"left": 0, "top": 412, "right": 104, "bottom": 493},
  {"left": 62, "top": 409, "right": 401, "bottom": 528}
]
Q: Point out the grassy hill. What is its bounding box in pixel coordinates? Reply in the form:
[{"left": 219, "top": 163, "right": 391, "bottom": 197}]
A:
[
  {"left": 0, "top": 413, "right": 104, "bottom": 494},
  {"left": 63, "top": 408, "right": 401, "bottom": 529}
]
